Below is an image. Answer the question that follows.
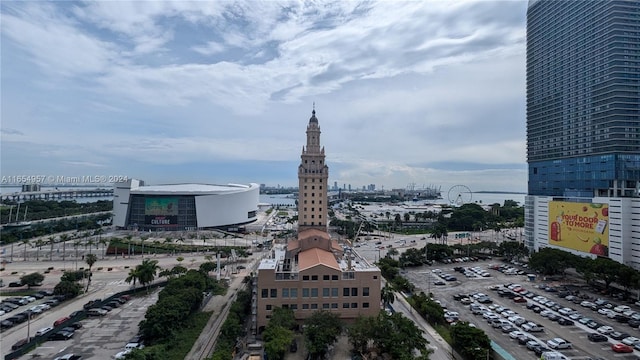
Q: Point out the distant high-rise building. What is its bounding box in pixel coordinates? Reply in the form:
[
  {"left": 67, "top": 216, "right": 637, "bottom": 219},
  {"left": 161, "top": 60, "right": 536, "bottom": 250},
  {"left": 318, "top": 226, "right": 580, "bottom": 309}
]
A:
[
  {"left": 334, "top": 181, "right": 338, "bottom": 191},
  {"left": 525, "top": 0, "right": 640, "bottom": 267}
]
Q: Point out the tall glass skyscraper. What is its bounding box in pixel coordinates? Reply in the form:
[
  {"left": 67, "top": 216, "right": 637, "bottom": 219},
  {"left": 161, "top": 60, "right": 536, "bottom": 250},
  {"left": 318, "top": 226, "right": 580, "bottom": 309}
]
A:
[
  {"left": 527, "top": 0, "right": 640, "bottom": 198},
  {"left": 525, "top": 0, "right": 640, "bottom": 268}
]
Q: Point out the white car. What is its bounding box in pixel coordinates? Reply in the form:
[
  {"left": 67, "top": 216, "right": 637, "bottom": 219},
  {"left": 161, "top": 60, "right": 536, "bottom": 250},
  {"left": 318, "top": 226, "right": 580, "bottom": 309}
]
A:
[
  {"left": 509, "top": 330, "right": 525, "bottom": 339},
  {"left": 546, "top": 337, "right": 572, "bottom": 349},
  {"left": 540, "top": 310, "right": 554, "bottom": 318},
  {"left": 581, "top": 301, "right": 595, "bottom": 307},
  {"left": 125, "top": 342, "right": 145, "bottom": 350},
  {"left": 114, "top": 350, "right": 132, "bottom": 359},
  {"left": 558, "top": 308, "right": 575, "bottom": 316},
  {"left": 615, "top": 305, "right": 631, "bottom": 313},
  {"left": 35, "top": 326, "right": 54, "bottom": 336},
  {"left": 598, "top": 308, "right": 614, "bottom": 316},
  {"left": 623, "top": 337, "right": 640, "bottom": 346},
  {"left": 597, "top": 325, "right": 614, "bottom": 334},
  {"left": 22, "top": 296, "right": 36, "bottom": 303}
]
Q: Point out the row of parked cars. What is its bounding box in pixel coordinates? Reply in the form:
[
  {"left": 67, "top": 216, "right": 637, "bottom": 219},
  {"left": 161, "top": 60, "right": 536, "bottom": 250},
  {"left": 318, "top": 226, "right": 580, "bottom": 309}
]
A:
[
  {"left": 431, "top": 269, "right": 457, "bottom": 285},
  {"left": 523, "top": 286, "right": 640, "bottom": 356},
  {"left": 84, "top": 295, "right": 131, "bottom": 316},
  {"left": 1, "top": 290, "right": 61, "bottom": 332}
]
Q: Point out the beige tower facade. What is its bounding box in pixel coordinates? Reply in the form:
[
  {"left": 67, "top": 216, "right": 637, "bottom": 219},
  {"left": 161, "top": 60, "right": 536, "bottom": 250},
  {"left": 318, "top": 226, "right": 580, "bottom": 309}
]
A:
[
  {"left": 255, "top": 108, "right": 381, "bottom": 331},
  {"left": 297, "top": 109, "right": 329, "bottom": 232}
]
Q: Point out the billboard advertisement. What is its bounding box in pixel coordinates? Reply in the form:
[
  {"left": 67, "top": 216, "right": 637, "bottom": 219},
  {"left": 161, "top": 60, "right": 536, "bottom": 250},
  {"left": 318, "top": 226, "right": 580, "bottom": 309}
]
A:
[
  {"left": 145, "top": 198, "right": 178, "bottom": 226},
  {"left": 548, "top": 201, "right": 609, "bottom": 257}
]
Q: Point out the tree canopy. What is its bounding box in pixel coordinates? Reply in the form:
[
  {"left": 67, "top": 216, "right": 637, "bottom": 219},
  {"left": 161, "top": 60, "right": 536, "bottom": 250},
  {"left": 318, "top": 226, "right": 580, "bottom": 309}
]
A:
[
  {"left": 347, "top": 312, "right": 430, "bottom": 360},
  {"left": 304, "top": 311, "right": 343, "bottom": 360},
  {"left": 20, "top": 272, "right": 44, "bottom": 288}
]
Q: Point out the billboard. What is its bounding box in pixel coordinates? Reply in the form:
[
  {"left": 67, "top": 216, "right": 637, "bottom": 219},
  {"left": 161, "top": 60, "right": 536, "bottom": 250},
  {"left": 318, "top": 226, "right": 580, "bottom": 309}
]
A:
[
  {"left": 145, "top": 198, "right": 178, "bottom": 226},
  {"left": 548, "top": 201, "right": 609, "bottom": 257}
]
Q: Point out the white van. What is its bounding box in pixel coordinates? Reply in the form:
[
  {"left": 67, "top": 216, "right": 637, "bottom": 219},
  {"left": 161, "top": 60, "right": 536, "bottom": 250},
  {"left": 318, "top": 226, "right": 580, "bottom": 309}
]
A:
[
  {"left": 541, "top": 351, "right": 569, "bottom": 360},
  {"left": 35, "top": 326, "right": 53, "bottom": 336}
]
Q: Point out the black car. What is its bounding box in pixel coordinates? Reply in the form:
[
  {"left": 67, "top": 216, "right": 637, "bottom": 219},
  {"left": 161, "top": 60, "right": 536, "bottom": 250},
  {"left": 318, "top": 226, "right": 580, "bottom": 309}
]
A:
[
  {"left": 587, "top": 332, "right": 608, "bottom": 342},
  {"left": 49, "top": 331, "right": 74, "bottom": 341},
  {"left": 60, "top": 327, "right": 76, "bottom": 334},
  {"left": 69, "top": 310, "right": 84, "bottom": 318},
  {"left": 1, "top": 320, "right": 14, "bottom": 329},
  {"left": 8, "top": 282, "right": 23, "bottom": 288},
  {"left": 38, "top": 289, "right": 54, "bottom": 296},
  {"left": 7, "top": 314, "right": 27, "bottom": 324},
  {"left": 548, "top": 313, "right": 560, "bottom": 321},
  {"left": 517, "top": 334, "right": 531, "bottom": 345},
  {"left": 628, "top": 319, "right": 640, "bottom": 328},
  {"left": 557, "top": 318, "right": 574, "bottom": 326},
  {"left": 614, "top": 314, "right": 630, "bottom": 323},
  {"left": 587, "top": 321, "right": 600, "bottom": 329},
  {"left": 69, "top": 322, "right": 83, "bottom": 330},
  {"left": 610, "top": 332, "right": 630, "bottom": 341},
  {"left": 11, "top": 338, "right": 31, "bottom": 350},
  {"left": 32, "top": 293, "right": 45, "bottom": 299},
  {"left": 534, "top": 346, "right": 550, "bottom": 356}
]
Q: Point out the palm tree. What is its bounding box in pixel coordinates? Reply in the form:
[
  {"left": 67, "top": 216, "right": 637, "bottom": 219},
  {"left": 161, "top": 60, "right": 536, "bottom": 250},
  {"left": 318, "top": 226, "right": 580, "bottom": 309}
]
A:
[
  {"left": 125, "top": 267, "right": 140, "bottom": 288},
  {"left": 73, "top": 239, "right": 82, "bottom": 270},
  {"left": 60, "top": 234, "right": 70, "bottom": 262},
  {"left": 137, "top": 259, "right": 160, "bottom": 293},
  {"left": 381, "top": 283, "right": 395, "bottom": 308},
  {"left": 21, "top": 237, "right": 30, "bottom": 261},
  {"left": 84, "top": 253, "right": 98, "bottom": 292},
  {"left": 98, "top": 237, "right": 109, "bottom": 259},
  {"left": 85, "top": 237, "right": 95, "bottom": 255},
  {"left": 35, "top": 239, "right": 45, "bottom": 261},
  {"left": 140, "top": 236, "right": 148, "bottom": 259},
  {"left": 48, "top": 236, "right": 55, "bottom": 261},
  {"left": 124, "top": 235, "right": 134, "bottom": 258},
  {"left": 85, "top": 253, "right": 98, "bottom": 272}
]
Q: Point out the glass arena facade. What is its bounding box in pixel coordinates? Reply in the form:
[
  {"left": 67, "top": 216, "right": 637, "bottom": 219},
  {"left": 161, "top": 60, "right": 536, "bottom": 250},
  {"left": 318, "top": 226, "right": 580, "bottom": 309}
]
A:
[{"left": 113, "top": 179, "right": 259, "bottom": 231}]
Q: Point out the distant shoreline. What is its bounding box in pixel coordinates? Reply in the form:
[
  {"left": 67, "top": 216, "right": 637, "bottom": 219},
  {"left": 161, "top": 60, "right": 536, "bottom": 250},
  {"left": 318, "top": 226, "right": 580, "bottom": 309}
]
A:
[{"left": 474, "top": 191, "right": 526, "bottom": 195}]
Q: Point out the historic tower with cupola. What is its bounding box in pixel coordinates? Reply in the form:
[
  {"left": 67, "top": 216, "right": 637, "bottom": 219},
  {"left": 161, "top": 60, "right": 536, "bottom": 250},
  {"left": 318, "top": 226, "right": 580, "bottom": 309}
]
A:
[{"left": 297, "top": 107, "right": 329, "bottom": 232}]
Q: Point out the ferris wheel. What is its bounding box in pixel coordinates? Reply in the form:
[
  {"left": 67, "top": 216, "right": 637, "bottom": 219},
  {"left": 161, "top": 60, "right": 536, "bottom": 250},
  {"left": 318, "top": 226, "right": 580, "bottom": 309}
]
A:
[{"left": 448, "top": 185, "right": 473, "bottom": 206}]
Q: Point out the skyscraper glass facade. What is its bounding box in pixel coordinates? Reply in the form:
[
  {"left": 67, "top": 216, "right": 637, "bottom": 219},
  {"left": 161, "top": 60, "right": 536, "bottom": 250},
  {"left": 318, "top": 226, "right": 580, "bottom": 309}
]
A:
[{"left": 526, "top": 0, "right": 640, "bottom": 197}]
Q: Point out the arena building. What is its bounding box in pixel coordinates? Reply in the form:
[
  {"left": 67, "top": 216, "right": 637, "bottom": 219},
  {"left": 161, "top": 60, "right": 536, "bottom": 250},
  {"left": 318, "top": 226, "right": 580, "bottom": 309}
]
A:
[{"left": 113, "top": 179, "right": 259, "bottom": 231}]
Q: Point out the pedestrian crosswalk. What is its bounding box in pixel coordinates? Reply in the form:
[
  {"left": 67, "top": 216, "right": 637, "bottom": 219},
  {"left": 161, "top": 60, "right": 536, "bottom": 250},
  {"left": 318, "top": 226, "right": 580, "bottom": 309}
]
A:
[{"left": 107, "top": 279, "right": 129, "bottom": 286}]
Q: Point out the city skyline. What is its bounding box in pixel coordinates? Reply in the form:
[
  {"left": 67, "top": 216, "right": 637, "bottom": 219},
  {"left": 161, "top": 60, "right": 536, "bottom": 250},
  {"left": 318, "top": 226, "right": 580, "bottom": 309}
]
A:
[{"left": 1, "top": 1, "right": 528, "bottom": 192}]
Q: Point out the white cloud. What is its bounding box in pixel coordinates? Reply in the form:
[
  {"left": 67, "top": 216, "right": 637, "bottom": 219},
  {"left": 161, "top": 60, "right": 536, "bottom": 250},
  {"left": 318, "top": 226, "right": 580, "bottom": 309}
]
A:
[{"left": 1, "top": 1, "right": 529, "bottom": 191}]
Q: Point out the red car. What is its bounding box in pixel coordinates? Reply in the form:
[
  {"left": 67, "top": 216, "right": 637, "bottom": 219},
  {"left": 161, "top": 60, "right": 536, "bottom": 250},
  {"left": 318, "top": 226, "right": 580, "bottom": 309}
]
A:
[
  {"left": 612, "top": 343, "right": 634, "bottom": 353},
  {"left": 513, "top": 296, "right": 527, "bottom": 303}
]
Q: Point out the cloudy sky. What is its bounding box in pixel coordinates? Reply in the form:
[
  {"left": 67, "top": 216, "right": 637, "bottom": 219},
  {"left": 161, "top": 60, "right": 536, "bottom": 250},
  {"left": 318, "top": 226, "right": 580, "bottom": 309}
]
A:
[{"left": 1, "top": 1, "right": 528, "bottom": 193}]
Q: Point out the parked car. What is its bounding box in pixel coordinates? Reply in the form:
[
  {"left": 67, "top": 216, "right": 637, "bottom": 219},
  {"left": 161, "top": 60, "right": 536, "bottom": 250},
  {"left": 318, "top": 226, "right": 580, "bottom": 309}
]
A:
[
  {"left": 35, "top": 326, "right": 54, "bottom": 337},
  {"left": 87, "top": 308, "right": 107, "bottom": 316},
  {"left": 587, "top": 333, "right": 608, "bottom": 342},
  {"left": 546, "top": 338, "right": 571, "bottom": 349},
  {"left": 557, "top": 318, "right": 574, "bottom": 326},
  {"left": 11, "top": 337, "right": 31, "bottom": 350},
  {"left": 54, "top": 316, "right": 70, "bottom": 326},
  {"left": 53, "top": 354, "right": 81, "bottom": 360},
  {"left": 612, "top": 343, "right": 634, "bottom": 353},
  {"left": 49, "top": 331, "right": 74, "bottom": 341}
]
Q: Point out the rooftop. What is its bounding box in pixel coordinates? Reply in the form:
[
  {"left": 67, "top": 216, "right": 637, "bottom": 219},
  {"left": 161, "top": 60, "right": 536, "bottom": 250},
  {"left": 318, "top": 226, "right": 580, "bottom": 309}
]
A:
[{"left": 130, "top": 183, "right": 258, "bottom": 195}]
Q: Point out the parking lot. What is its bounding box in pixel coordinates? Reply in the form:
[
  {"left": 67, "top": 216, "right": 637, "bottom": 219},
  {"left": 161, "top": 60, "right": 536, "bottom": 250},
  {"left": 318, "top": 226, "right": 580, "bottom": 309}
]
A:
[
  {"left": 1, "top": 290, "right": 158, "bottom": 359},
  {"left": 404, "top": 259, "right": 640, "bottom": 360}
]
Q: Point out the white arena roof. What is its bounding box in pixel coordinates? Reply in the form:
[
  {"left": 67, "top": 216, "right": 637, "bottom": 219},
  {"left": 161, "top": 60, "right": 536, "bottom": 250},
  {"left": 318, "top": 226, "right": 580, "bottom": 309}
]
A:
[{"left": 130, "top": 183, "right": 258, "bottom": 195}]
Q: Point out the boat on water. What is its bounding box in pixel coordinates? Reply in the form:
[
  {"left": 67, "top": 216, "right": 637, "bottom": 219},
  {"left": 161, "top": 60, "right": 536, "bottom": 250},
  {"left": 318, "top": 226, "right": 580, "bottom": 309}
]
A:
[{"left": 3, "top": 203, "right": 32, "bottom": 229}]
